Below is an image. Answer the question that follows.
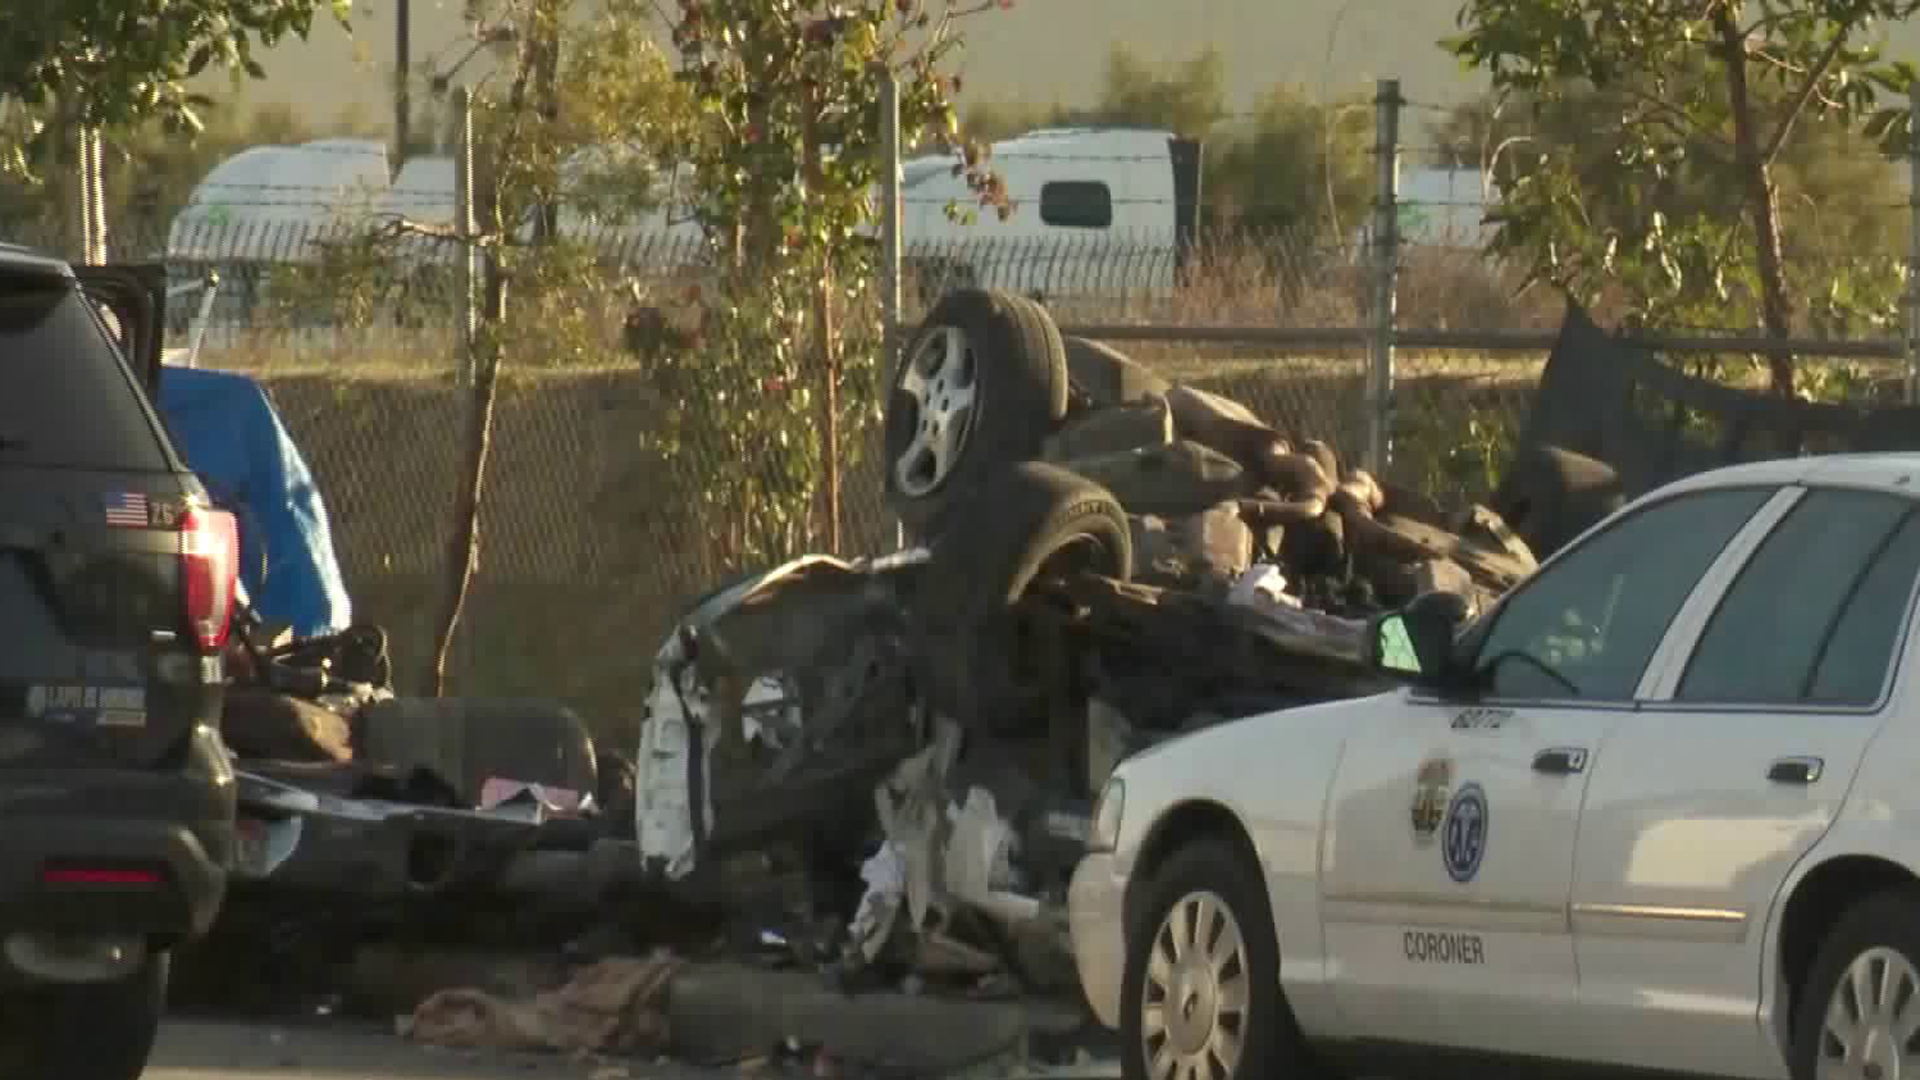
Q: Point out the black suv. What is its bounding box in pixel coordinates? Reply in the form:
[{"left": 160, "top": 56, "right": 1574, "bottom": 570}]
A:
[{"left": 0, "top": 247, "right": 238, "bottom": 1079}]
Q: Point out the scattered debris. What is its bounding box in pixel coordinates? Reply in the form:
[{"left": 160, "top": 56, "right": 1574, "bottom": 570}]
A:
[{"left": 399, "top": 954, "right": 681, "bottom": 1056}]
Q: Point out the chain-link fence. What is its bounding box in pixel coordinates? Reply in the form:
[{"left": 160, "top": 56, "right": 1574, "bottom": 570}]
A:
[{"left": 17, "top": 178, "right": 1909, "bottom": 746}]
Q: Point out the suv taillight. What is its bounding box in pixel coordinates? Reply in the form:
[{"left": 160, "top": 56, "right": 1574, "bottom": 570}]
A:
[{"left": 180, "top": 507, "right": 238, "bottom": 653}]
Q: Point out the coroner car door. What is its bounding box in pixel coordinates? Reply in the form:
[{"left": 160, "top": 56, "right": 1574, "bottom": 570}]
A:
[
  {"left": 1567, "top": 485, "right": 1920, "bottom": 1078},
  {"left": 1321, "top": 484, "right": 1783, "bottom": 1058}
]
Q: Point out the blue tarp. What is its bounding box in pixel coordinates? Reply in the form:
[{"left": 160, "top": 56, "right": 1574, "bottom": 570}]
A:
[{"left": 156, "top": 366, "right": 354, "bottom": 638}]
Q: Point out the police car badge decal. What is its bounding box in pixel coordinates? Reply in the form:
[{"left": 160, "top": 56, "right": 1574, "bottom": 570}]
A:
[
  {"left": 1410, "top": 757, "right": 1453, "bottom": 846},
  {"left": 1442, "top": 782, "right": 1487, "bottom": 883}
]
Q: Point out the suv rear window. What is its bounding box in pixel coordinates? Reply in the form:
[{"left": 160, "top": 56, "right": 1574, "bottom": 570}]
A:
[{"left": 0, "top": 271, "right": 170, "bottom": 472}]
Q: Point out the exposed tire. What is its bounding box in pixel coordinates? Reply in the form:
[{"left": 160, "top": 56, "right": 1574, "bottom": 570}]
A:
[
  {"left": 913, "top": 461, "right": 1130, "bottom": 732},
  {"left": 884, "top": 289, "right": 1069, "bottom": 539},
  {"left": 356, "top": 697, "right": 598, "bottom": 807},
  {"left": 1064, "top": 336, "right": 1171, "bottom": 408},
  {"left": 1790, "top": 886, "right": 1920, "bottom": 1080},
  {"left": 908, "top": 256, "right": 978, "bottom": 311},
  {"left": 1488, "top": 443, "right": 1624, "bottom": 560},
  {"left": 3, "top": 954, "right": 168, "bottom": 1080},
  {"left": 1121, "top": 838, "right": 1319, "bottom": 1080}
]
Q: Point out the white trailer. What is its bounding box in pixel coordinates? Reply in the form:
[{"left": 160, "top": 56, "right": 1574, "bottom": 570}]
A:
[
  {"left": 167, "top": 138, "right": 391, "bottom": 263},
  {"left": 898, "top": 126, "right": 1202, "bottom": 299},
  {"left": 168, "top": 127, "right": 1204, "bottom": 299}
]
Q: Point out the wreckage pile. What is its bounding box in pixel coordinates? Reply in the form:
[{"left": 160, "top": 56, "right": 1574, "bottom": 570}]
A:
[
  {"left": 190, "top": 289, "right": 1549, "bottom": 1063},
  {"left": 625, "top": 288, "right": 1543, "bottom": 1006},
  {"left": 182, "top": 288, "right": 1555, "bottom": 1063},
  {"left": 172, "top": 289, "right": 1567, "bottom": 1066}
]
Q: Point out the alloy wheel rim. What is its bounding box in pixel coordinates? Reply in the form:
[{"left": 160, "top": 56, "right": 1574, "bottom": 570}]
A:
[
  {"left": 1140, "top": 889, "right": 1249, "bottom": 1080},
  {"left": 892, "top": 325, "right": 977, "bottom": 497},
  {"left": 1819, "top": 946, "right": 1920, "bottom": 1080}
]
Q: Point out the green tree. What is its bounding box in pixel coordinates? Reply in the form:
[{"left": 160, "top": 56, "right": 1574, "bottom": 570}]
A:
[
  {"left": 316, "top": 0, "right": 992, "bottom": 685},
  {"left": 647, "top": 0, "right": 1005, "bottom": 561},
  {"left": 1447, "top": 0, "right": 1920, "bottom": 395},
  {"left": 1092, "top": 46, "right": 1232, "bottom": 137},
  {"left": 433, "top": 0, "right": 694, "bottom": 690},
  {"left": 1208, "top": 83, "right": 1371, "bottom": 240},
  {"left": 1430, "top": 73, "right": 1906, "bottom": 313},
  {"left": 1, "top": 0, "right": 350, "bottom": 176},
  {"left": 964, "top": 46, "right": 1229, "bottom": 142},
  {"left": 962, "top": 98, "right": 1075, "bottom": 142}
]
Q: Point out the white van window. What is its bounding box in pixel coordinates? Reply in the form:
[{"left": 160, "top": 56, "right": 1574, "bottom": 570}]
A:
[{"left": 1039, "top": 181, "right": 1113, "bottom": 229}]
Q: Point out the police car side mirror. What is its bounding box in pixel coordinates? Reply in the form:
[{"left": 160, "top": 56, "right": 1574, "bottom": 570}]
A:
[
  {"left": 1367, "top": 591, "right": 1474, "bottom": 687},
  {"left": 1368, "top": 611, "right": 1431, "bottom": 677}
]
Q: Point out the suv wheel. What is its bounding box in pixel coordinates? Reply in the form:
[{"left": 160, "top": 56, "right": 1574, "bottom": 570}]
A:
[
  {"left": 1792, "top": 888, "right": 1920, "bottom": 1080},
  {"left": 3, "top": 954, "right": 169, "bottom": 1080}
]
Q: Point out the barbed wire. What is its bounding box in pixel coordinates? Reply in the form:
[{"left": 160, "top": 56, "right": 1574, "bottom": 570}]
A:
[
  {"left": 165, "top": 193, "right": 1488, "bottom": 211},
  {"left": 77, "top": 210, "right": 1919, "bottom": 249},
  {"left": 1399, "top": 140, "right": 1908, "bottom": 164},
  {"left": 170, "top": 185, "right": 1914, "bottom": 214}
]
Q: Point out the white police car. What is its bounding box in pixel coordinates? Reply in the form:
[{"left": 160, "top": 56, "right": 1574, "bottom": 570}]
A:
[{"left": 1069, "top": 453, "right": 1920, "bottom": 1080}]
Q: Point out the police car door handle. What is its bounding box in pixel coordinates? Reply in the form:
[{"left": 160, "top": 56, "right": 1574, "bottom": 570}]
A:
[
  {"left": 1767, "top": 756, "right": 1824, "bottom": 785},
  {"left": 1532, "top": 747, "right": 1588, "bottom": 775}
]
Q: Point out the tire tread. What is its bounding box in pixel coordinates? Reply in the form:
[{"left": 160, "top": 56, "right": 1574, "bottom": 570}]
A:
[{"left": 884, "top": 289, "right": 1070, "bottom": 538}]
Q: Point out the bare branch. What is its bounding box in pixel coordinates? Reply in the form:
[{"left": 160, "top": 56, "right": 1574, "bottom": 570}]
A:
[
  {"left": 1746, "top": 47, "right": 1805, "bottom": 76},
  {"left": 1762, "top": 26, "right": 1852, "bottom": 166},
  {"left": 1619, "top": 85, "right": 1735, "bottom": 154}
]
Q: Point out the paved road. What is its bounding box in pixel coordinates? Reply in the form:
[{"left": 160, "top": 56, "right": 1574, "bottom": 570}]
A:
[{"left": 148, "top": 1017, "right": 731, "bottom": 1080}]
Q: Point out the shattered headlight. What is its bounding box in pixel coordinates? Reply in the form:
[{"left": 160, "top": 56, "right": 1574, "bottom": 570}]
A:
[{"left": 1089, "top": 777, "right": 1125, "bottom": 854}]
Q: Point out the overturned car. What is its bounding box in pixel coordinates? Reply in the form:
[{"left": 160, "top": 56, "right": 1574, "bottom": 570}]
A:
[{"left": 631, "top": 289, "right": 1538, "bottom": 985}]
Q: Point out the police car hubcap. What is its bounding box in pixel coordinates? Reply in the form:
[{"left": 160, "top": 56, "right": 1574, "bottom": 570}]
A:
[
  {"left": 1820, "top": 947, "right": 1920, "bottom": 1080},
  {"left": 1142, "top": 890, "right": 1248, "bottom": 1080},
  {"left": 892, "top": 325, "right": 978, "bottom": 498}
]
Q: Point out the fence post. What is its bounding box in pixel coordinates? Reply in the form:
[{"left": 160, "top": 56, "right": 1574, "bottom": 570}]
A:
[
  {"left": 1367, "top": 79, "right": 1402, "bottom": 475},
  {"left": 72, "top": 121, "right": 97, "bottom": 264},
  {"left": 453, "top": 85, "right": 477, "bottom": 387},
  {"left": 1907, "top": 80, "right": 1919, "bottom": 405},
  {"left": 877, "top": 64, "right": 906, "bottom": 549},
  {"left": 86, "top": 127, "right": 107, "bottom": 263}
]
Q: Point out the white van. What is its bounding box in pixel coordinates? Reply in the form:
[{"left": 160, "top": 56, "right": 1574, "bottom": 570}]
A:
[
  {"left": 550, "top": 127, "right": 1207, "bottom": 298},
  {"left": 900, "top": 126, "right": 1202, "bottom": 300}
]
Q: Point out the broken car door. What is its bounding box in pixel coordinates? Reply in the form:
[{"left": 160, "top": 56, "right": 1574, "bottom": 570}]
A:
[
  {"left": 1566, "top": 484, "right": 1920, "bottom": 1078},
  {"left": 1321, "top": 483, "right": 1779, "bottom": 1058}
]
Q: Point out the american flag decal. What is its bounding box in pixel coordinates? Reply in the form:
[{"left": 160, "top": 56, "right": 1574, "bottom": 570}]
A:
[{"left": 101, "top": 491, "right": 150, "bottom": 527}]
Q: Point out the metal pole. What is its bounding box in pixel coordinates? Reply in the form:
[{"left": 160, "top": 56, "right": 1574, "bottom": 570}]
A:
[
  {"left": 186, "top": 271, "right": 220, "bottom": 367},
  {"left": 877, "top": 65, "right": 905, "bottom": 549},
  {"left": 534, "top": 7, "right": 560, "bottom": 244},
  {"left": 88, "top": 127, "right": 107, "bottom": 263},
  {"left": 72, "top": 115, "right": 94, "bottom": 263},
  {"left": 1368, "top": 78, "right": 1402, "bottom": 474},
  {"left": 453, "top": 85, "right": 477, "bottom": 387},
  {"left": 395, "top": 0, "right": 412, "bottom": 177},
  {"left": 1907, "top": 80, "right": 1919, "bottom": 405}
]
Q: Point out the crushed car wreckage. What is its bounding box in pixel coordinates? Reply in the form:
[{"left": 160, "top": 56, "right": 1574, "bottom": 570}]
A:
[
  {"left": 173, "top": 592, "right": 641, "bottom": 1008},
  {"left": 631, "top": 289, "right": 1540, "bottom": 989}
]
